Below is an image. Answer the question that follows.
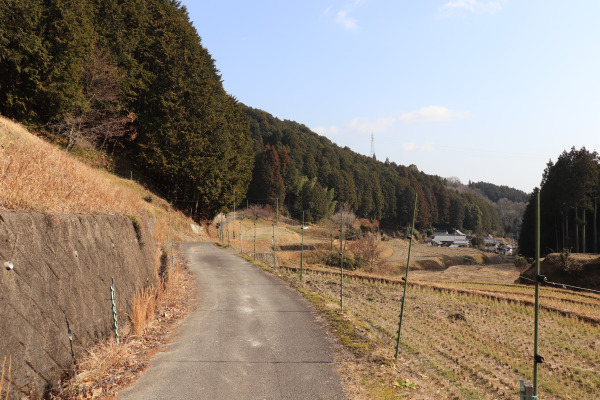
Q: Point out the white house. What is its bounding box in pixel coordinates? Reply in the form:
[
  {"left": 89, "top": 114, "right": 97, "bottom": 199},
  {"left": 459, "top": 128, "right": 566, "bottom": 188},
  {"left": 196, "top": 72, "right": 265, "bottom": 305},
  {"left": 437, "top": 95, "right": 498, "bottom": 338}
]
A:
[{"left": 431, "top": 230, "right": 469, "bottom": 247}]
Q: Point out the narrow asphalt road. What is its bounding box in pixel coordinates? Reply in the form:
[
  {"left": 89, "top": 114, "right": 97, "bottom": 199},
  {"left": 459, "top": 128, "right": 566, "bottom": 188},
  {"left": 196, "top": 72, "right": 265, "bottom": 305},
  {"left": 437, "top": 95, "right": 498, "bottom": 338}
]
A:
[{"left": 118, "top": 242, "right": 345, "bottom": 400}]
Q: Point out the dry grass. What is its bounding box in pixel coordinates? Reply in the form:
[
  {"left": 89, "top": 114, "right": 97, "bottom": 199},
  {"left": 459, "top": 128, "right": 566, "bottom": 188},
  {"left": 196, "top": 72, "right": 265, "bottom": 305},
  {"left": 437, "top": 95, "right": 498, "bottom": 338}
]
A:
[
  {"left": 53, "top": 254, "right": 196, "bottom": 399},
  {"left": 284, "top": 268, "right": 600, "bottom": 400},
  {"left": 1, "top": 116, "right": 144, "bottom": 214},
  {"left": 0, "top": 116, "right": 202, "bottom": 243},
  {"left": 0, "top": 356, "right": 11, "bottom": 400},
  {"left": 131, "top": 287, "right": 157, "bottom": 337}
]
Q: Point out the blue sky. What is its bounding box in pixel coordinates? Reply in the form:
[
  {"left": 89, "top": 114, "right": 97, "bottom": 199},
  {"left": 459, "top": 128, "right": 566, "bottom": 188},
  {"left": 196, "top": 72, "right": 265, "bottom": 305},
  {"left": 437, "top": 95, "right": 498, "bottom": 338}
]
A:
[{"left": 182, "top": 0, "right": 600, "bottom": 193}]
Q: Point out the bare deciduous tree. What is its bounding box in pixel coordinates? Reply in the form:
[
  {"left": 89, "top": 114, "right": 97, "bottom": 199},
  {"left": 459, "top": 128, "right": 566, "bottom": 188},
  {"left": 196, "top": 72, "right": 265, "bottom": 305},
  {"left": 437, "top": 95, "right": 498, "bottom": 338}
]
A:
[{"left": 49, "top": 47, "right": 136, "bottom": 152}]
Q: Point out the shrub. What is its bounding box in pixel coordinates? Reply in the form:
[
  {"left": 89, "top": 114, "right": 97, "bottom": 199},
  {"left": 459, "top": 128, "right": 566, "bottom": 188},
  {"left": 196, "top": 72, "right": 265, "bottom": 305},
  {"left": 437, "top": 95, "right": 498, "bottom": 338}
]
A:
[
  {"left": 128, "top": 215, "right": 144, "bottom": 247},
  {"left": 322, "top": 252, "right": 362, "bottom": 270},
  {"left": 514, "top": 256, "right": 530, "bottom": 272}
]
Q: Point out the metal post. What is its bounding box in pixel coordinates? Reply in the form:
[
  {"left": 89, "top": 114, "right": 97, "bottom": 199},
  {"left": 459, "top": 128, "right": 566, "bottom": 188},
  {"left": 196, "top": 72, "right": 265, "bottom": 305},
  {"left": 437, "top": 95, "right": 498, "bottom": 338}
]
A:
[
  {"left": 533, "top": 188, "right": 542, "bottom": 397},
  {"left": 273, "top": 212, "right": 277, "bottom": 269},
  {"left": 254, "top": 212, "right": 257, "bottom": 260},
  {"left": 240, "top": 220, "right": 243, "bottom": 254},
  {"left": 300, "top": 211, "right": 304, "bottom": 282},
  {"left": 395, "top": 192, "right": 418, "bottom": 359},
  {"left": 167, "top": 206, "right": 171, "bottom": 251},
  {"left": 65, "top": 317, "right": 75, "bottom": 364},
  {"left": 340, "top": 210, "right": 344, "bottom": 312},
  {"left": 276, "top": 198, "right": 279, "bottom": 225},
  {"left": 110, "top": 277, "right": 119, "bottom": 345}
]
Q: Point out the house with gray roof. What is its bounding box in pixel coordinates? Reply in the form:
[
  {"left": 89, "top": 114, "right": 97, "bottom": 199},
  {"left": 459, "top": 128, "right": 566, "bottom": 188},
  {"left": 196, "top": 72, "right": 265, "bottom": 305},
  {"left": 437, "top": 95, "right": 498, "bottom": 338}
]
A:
[{"left": 430, "top": 230, "right": 469, "bottom": 247}]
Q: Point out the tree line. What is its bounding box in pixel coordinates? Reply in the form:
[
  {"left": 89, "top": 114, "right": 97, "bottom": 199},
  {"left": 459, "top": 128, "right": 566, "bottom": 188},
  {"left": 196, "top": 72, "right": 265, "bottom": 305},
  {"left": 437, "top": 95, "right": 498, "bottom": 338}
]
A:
[
  {"left": 519, "top": 147, "right": 600, "bottom": 257},
  {"left": 242, "top": 105, "right": 503, "bottom": 234}
]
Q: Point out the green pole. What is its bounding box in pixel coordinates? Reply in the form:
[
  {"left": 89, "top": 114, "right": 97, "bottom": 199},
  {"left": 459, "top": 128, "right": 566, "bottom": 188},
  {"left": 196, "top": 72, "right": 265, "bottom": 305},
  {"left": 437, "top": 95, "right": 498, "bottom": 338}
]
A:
[
  {"left": 273, "top": 212, "right": 277, "bottom": 269},
  {"left": 254, "top": 212, "right": 257, "bottom": 260},
  {"left": 240, "top": 220, "right": 243, "bottom": 254},
  {"left": 110, "top": 277, "right": 119, "bottom": 345},
  {"left": 395, "top": 192, "right": 418, "bottom": 359},
  {"left": 533, "top": 187, "right": 542, "bottom": 397},
  {"left": 300, "top": 211, "right": 304, "bottom": 282},
  {"left": 340, "top": 210, "right": 344, "bottom": 312}
]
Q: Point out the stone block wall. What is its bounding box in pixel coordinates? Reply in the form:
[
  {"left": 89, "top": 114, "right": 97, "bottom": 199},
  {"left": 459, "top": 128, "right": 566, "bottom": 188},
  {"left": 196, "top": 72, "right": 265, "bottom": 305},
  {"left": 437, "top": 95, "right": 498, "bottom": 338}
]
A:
[{"left": 0, "top": 211, "right": 156, "bottom": 398}]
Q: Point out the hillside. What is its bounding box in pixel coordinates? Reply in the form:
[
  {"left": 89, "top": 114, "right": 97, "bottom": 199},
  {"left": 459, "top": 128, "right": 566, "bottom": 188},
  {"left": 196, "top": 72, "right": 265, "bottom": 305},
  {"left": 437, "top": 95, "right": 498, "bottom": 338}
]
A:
[
  {"left": 0, "top": 116, "right": 199, "bottom": 241},
  {"left": 242, "top": 105, "right": 503, "bottom": 234},
  {"left": 0, "top": 0, "right": 253, "bottom": 218}
]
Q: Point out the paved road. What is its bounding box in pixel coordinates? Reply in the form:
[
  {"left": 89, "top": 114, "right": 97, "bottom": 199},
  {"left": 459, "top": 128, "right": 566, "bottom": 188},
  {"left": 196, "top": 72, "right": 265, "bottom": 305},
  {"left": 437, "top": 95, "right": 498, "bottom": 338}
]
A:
[{"left": 118, "top": 242, "right": 345, "bottom": 400}]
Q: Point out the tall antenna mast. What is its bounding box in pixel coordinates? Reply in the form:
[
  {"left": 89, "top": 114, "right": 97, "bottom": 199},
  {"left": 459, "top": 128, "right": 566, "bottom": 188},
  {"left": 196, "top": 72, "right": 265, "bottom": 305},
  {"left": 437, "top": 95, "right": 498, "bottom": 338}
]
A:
[{"left": 370, "top": 133, "right": 375, "bottom": 159}]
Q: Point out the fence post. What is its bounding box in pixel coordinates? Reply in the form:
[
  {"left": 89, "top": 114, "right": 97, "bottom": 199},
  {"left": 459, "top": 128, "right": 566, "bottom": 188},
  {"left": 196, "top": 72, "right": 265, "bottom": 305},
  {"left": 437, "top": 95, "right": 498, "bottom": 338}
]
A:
[
  {"left": 254, "top": 212, "right": 257, "bottom": 260},
  {"left": 300, "top": 211, "right": 304, "bottom": 282},
  {"left": 110, "top": 277, "right": 119, "bottom": 345},
  {"left": 395, "top": 192, "right": 418, "bottom": 359},
  {"left": 340, "top": 210, "right": 344, "bottom": 312},
  {"left": 240, "top": 220, "right": 243, "bottom": 254},
  {"left": 533, "top": 187, "right": 543, "bottom": 397},
  {"left": 272, "top": 211, "right": 277, "bottom": 269}
]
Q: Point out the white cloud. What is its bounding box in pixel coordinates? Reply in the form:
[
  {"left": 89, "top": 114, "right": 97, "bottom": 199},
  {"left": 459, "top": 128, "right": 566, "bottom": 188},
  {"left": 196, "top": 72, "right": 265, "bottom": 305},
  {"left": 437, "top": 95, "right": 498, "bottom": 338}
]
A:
[
  {"left": 331, "top": 0, "right": 363, "bottom": 31},
  {"left": 399, "top": 106, "right": 470, "bottom": 124},
  {"left": 343, "top": 106, "right": 469, "bottom": 135},
  {"left": 402, "top": 141, "right": 437, "bottom": 153},
  {"left": 335, "top": 10, "right": 358, "bottom": 31},
  {"left": 312, "top": 125, "right": 340, "bottom": 135},
  {"left": 439, "top": 0, "right": 507, "bottom": 16},
  {"left": 347, "top": 116, "right": 396, "bottom": 134}
]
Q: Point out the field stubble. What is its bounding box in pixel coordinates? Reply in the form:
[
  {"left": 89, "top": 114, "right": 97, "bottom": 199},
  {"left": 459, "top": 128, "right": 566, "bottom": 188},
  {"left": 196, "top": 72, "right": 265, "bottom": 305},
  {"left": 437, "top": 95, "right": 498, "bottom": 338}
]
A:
[{"left": 285, "top": 268, "right": 600, "bottom": 400}]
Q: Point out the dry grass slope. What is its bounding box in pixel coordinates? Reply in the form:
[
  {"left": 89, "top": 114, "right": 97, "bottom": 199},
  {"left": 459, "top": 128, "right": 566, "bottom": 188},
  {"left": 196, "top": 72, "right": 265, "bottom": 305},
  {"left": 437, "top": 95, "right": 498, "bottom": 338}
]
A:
[{"left": 0, "top": 116, "right": 198, "bottom": 241}]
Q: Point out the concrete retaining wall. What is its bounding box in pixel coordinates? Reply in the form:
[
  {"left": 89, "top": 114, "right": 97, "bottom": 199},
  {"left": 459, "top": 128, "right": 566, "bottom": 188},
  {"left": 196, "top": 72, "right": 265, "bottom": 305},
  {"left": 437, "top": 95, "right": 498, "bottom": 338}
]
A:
[{"left": 0, "top": 211, "right": 156, "bottom": 398}]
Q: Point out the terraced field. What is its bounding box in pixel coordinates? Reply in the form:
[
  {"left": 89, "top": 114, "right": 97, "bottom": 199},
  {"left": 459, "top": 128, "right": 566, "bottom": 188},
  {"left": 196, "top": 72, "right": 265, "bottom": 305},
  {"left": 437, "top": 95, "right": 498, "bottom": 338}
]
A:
[{"left": 284, "top": 267, "right": 600, "bottom": 400}]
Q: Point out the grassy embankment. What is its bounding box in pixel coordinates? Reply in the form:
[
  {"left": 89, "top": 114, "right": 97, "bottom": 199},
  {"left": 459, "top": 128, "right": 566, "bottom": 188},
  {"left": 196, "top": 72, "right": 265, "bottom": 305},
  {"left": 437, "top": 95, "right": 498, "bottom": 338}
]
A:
[{"left": 0, "top": 116, "right": 201, "bottom": 398}]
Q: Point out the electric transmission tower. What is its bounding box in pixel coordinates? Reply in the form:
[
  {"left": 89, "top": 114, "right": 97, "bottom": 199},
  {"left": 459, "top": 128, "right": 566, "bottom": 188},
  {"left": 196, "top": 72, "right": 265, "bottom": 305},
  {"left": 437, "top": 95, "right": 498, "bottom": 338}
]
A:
[{"left": 370, "top": 133, "right": 376, "bottom": 159}]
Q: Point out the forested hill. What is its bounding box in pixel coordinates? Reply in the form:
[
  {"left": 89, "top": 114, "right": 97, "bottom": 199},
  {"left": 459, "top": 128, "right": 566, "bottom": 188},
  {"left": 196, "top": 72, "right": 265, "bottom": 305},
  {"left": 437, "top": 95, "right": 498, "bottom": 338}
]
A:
[
  {"left": 468, "top": 182, "right": 529, "bottom": 203},
  {"left": 242, "top": 105, "right": 502, "bottom": 234},
  {"left": 0, "top": 0, "right": 253, "bottom": 217}
]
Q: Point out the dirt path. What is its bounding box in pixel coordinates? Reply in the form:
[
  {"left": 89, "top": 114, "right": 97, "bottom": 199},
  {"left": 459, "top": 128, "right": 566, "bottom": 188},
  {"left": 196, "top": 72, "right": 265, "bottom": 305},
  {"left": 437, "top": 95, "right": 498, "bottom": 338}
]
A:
[{"left": 118, "top": 242, "right": 344, "bottom": 400}]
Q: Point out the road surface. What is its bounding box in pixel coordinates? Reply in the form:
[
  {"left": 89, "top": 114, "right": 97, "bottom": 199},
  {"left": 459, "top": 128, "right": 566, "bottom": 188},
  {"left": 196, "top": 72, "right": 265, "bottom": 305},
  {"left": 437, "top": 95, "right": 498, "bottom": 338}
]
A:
[{"left": 118, "top": 242, "right": 345, "bottom": 400}]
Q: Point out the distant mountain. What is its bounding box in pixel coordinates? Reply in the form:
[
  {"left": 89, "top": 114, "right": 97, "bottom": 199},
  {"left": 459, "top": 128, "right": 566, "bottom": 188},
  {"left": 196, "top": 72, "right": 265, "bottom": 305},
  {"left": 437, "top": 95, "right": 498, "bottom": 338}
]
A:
[{"left": 468, "top": 182, "right": 530, "bottom": 203}]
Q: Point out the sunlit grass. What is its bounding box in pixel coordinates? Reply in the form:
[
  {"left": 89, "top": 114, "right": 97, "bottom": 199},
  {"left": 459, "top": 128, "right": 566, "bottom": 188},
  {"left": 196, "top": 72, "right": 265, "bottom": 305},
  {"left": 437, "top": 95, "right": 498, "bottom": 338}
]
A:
[{"left": 0, "top": 116, "right": 195, "bottom": 242}]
